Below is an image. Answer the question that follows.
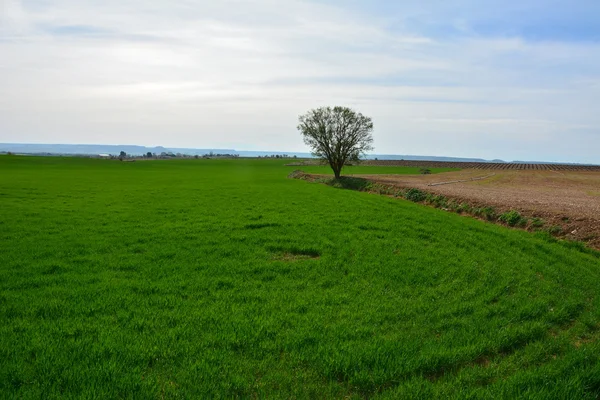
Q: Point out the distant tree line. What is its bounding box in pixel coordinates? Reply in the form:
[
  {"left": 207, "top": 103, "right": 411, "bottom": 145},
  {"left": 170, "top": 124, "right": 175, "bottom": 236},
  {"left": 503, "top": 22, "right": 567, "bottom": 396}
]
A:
[
  {"left": 257, "top": 154, "right": 297, "bottom": 159},
  {"left": 106, "top": 151, "right": 242, "bottom": 160},
  {"left": 201, "top": 151, "right": 240, "bottom": 158}
]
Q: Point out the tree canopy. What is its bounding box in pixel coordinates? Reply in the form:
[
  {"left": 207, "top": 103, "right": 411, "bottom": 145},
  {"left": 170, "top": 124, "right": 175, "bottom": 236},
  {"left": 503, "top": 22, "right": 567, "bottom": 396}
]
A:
[{"left": 297, "top": 106, "right": 374, "bottom": 178}]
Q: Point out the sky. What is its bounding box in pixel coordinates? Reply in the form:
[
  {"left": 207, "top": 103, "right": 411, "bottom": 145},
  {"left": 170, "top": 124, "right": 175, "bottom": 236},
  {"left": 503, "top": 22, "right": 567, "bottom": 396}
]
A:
[{"left": 1, "top": 0, "right": 599, "bottom": 163}]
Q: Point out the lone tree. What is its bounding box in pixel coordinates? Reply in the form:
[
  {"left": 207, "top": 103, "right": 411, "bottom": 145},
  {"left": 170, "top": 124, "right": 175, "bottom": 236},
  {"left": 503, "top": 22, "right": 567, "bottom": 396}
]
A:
[{"left": 297, "top": 106, "right": 374, "bottom": 178}]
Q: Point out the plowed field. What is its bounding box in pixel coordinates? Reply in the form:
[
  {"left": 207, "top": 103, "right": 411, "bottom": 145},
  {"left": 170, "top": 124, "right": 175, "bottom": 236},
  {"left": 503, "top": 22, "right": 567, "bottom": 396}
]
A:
[{"left": 363, "top": 160, "right": 600, "bottom": 171}]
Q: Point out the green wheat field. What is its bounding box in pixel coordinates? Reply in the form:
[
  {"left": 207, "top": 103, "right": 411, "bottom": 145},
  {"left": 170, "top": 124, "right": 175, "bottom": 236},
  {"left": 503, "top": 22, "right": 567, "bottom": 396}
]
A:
[{"left": 1, "top": 156, "right": 600, "bottom": 398}]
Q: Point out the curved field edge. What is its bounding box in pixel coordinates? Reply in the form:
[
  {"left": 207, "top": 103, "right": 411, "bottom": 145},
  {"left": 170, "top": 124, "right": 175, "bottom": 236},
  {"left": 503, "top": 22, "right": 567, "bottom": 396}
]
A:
[
  {"left": 0, "top": 156, "right": 599, "bottom": 398},
  {"left": 292, "top": 172, "right": 600, "bottom": 253}
]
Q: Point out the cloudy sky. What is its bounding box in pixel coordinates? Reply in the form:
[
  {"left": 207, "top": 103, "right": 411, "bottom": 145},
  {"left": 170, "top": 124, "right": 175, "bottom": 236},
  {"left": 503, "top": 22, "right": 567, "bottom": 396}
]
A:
[{"left": 1, "top": 0, "right": 599, "bottom": 162}]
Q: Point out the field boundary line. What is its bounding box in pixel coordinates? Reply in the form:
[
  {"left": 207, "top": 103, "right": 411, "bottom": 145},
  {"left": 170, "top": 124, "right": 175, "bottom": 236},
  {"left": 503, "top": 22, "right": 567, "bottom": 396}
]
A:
[{"left": 291, "top": 172, "right": 600, "bottom": 251}]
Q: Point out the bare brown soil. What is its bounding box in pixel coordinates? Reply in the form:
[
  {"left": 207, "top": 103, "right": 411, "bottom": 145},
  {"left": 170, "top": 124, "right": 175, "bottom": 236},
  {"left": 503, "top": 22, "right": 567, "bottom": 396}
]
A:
[{"left": 361, "top": 170, "right": 600, "bottom": 249}]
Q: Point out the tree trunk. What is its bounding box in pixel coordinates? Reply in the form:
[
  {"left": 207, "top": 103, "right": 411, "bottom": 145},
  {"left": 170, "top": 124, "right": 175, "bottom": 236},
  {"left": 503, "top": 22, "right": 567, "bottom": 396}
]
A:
[
  {"left": 330, "top": 160, "right": 342, "bottom": 179},
  {"left": 333, "top": 164, "right": 341, "bottom": 179}
]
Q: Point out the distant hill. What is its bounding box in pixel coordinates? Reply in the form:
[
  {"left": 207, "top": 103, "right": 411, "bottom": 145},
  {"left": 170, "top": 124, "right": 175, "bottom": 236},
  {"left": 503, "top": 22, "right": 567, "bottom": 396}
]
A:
[
  {"left": 0, "top": 143, "right": 235, "bottom": 156},
  {"left": 3, "top": 144, "right": 498, "bottom": 162},
  {"left": 15, "top": 143, "right": 594, "bottom": 164}
]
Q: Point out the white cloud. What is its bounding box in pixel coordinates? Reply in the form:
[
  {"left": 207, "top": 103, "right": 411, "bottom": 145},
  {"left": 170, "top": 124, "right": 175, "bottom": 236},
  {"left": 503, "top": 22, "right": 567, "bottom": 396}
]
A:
[{"left": 0, "top": 0, "right": 599, "bottom": 163}]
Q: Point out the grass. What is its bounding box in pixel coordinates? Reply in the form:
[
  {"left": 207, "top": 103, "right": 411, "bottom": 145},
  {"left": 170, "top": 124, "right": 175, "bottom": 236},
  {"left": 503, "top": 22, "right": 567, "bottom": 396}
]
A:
[
  {"left": 286, "top": 164, "right": 459, "bottom": 175},
  {"left": 1, "top": 156, "right": 600, "bottom": 398}
]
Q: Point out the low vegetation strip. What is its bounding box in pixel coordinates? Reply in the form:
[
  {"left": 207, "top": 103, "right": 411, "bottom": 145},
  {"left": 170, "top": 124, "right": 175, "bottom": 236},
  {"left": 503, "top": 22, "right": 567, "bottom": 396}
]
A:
[
  {"left": 2, "top": 157, "right": 600, "bottom": 398},
  {"left": 361, "top": 169, "right": 600, "bottom": 250}
]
